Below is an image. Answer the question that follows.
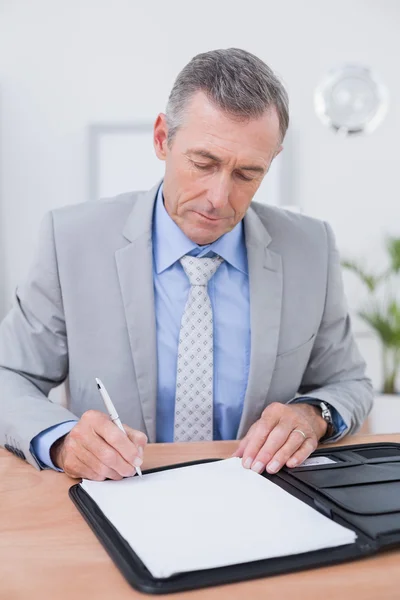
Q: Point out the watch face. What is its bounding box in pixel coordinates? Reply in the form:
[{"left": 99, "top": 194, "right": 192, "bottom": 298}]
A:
[
  {"left": 320, "top": 402, "right": 332, "bottom": 424},
  {"left": 314, "top": 64, "right": 389, "bottom": 135}
]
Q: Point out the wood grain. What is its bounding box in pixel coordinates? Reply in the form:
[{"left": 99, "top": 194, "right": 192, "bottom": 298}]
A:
[{"left": 1, "top": 433, "right": 399, "bottom": 600}]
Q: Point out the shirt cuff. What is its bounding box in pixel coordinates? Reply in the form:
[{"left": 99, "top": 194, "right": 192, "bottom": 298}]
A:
[
  {"left": 288, "top": 396, "right": 348, "bottom": 442},
  {"left": 30, "top": 420, "right": 78, "bottom": 471}
]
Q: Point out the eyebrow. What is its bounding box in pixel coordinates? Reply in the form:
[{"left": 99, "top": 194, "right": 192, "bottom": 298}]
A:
[{"left": 187, "top": 149, "right": 265, "bottom": 174}]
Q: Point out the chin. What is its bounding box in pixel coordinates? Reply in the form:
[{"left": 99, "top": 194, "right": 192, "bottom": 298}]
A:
[{"left": 187, "top": 227, "right": 220, "bottom": 246}]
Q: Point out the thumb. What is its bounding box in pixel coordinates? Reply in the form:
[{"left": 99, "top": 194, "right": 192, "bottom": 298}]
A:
[{"left": 124, "top": 426, "right": 148, "bottom": 454}]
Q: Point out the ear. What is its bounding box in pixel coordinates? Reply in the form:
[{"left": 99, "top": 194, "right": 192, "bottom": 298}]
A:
[
  {"left": 273, "top": 145, "right": 283, "bottom": 160},
  {"left": 153, "top": 113, "right": 169, "bottom": 160}
]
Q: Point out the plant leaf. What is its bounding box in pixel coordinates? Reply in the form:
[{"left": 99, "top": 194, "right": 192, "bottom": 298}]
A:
[
  {"left": 341, "top": 260, "right": 383, "bottom": 293},
  {"left": 386, "top": 237, "right": 400, "bottom": 273},
  {"left": 359, "top": 301, "right": 400, "bottom": 348}
]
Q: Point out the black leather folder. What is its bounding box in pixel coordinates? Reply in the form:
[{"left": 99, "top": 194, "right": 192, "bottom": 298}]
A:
[{"left": 69, "top": 442, "right": 400, "bottom": 595}]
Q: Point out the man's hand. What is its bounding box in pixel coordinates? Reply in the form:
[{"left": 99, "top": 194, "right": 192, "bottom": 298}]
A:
[
  {"left": 233, "top": 402, "right": 327, "bottom": 474},
  {"left": 50, "top": 410, "right": 147, "bottom": 480}
]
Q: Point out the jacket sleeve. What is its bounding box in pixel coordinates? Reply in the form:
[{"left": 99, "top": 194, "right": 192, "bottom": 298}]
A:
[
  {"left": 297, "top": 221, "right": 374, "bottom": 435},
  {"left": 0, "top": 212, "right": 79, "bottom": 469}
]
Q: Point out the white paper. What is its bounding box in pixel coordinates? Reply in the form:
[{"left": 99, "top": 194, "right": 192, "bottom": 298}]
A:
[
  {"left": 299, "top": 456, "right": 337, "bottom": 467},
  {"left": 81, "top": 457, "right": 356, "bottom": 579}
]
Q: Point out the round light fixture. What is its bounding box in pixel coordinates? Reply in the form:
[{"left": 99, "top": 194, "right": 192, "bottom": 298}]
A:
[{"left": 314, "top": 65, "right": 389, "bottom": 135}]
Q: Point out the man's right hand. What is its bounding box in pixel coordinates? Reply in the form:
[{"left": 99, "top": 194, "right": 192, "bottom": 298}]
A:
[{"left": 50, "top": 410, "right": 147, "bottom": 480}]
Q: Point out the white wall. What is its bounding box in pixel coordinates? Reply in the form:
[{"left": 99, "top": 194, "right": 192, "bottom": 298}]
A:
[{"left": 0, "top": 0, "right": 399, "bottom": 390}]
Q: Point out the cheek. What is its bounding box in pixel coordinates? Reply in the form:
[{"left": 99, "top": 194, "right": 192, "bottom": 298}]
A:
[
  {"left": 174, "top": 185, "right": 206, "bottom": 217},
  {"left": 230, "top": 187, "right": 255, "bottom": 217},
  {"left": 164, "top": 162, "right": 201, "bottom": 213},
  {"left": 174, "top": 176, "right": 208, "bottom": 211}
]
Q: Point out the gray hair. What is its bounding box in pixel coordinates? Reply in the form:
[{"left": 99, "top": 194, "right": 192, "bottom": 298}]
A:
[{"left": 166, "top": 48, "right": 289, "bottom": 145}]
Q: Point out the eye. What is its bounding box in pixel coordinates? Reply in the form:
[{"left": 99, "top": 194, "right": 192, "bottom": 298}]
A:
[
  {"left": 236, "top": 172, "right": 253, "bottom": 182},
  {"left": 193, "top": 162, "right": 211, "bottom": 171}
]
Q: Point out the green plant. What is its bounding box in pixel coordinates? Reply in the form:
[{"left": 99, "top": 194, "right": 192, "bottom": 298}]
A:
[{"left": 342, "top": 236, "right": 400, "bottom": 394}]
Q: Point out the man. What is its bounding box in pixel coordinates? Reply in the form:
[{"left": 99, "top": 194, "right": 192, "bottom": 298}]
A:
[{"left": 0, "top": 48, "right": 373, "bottom": 481}]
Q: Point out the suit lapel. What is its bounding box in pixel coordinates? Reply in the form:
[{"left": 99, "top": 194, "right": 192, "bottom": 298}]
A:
[
  {"left": 237, "top": 207, "right": 283, "bottom": 439},
  {"left": 115, "top": 184, "right": 282, "bottom": 442},
  {"left": 115, "top": 181, "right": 161, "bottom": 442}
]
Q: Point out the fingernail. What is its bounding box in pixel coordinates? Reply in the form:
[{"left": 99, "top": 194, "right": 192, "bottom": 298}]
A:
[
  {"left": 267, "top": 460, "right": 280, "bottom": 473},
  {"left": 243, "top": 457, "right": 253, "bottom": 469},
  {"left": 251, "top": 461, "right": 264, "bottom": 473},
  {"left": 134, "top": 457, "right": 143, "bottom": 467},
  {"left": 138, "top": 446, "right": 143, "bottom": 457},
  {"left": 287, "top": 459, "right": 297, "bottom": 468}
]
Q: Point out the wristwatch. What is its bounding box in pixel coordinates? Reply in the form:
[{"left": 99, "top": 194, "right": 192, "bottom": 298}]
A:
[{"left": 319, "top": 401, "right": 334, "bottom": 440}]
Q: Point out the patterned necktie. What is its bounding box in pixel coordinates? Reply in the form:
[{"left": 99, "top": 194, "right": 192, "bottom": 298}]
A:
[{"left": 174, "top": 255, "right": 224, "bottom": 442}]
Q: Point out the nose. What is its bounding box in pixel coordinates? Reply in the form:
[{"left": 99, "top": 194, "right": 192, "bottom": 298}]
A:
[{"left": 207, "top": 173, "right": 231, "bottom": 211}]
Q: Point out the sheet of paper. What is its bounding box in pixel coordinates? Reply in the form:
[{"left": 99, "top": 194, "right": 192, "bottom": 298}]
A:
[
  {"left": 80, "top": 457, "right": 356, "bottom": 579},
  {"left": 299, "top": 456, "right": 337, "bottom": 467}
]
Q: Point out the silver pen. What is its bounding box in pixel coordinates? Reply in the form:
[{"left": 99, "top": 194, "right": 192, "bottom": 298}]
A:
[{"left": 95, "top": 377, "right": 143, "bottom": 478}]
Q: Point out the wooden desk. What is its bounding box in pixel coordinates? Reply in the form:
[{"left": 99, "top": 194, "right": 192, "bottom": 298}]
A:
[{"left": 1, "top": 434, "right": 399, "bottom": 600}]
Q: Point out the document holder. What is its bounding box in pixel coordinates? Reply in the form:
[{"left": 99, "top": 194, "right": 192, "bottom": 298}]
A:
[{"left": 69, "top": 442, "right": 400, "bottom": 595}]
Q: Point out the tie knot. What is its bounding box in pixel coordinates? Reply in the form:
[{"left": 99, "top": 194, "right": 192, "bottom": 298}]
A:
[{"left": 180, "top": 255, "right": 224, "bottom": 286}]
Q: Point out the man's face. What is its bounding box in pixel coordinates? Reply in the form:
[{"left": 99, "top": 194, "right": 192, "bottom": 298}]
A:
[{"left": 154, "top": 91, "right": 282, "bottom": 245}]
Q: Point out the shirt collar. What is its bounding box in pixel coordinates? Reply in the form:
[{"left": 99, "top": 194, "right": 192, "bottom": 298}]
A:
[{"left": 152, "top": 183, "right": 248, "bottom": 275}]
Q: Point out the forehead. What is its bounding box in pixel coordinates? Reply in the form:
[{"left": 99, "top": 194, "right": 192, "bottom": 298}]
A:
[{"left": 177, "top": 91, "right": 281, "bottom": 161}]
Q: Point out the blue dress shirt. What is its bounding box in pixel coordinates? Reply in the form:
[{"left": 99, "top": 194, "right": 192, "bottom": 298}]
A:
[
  {"left": 30, "top": 420, "right": 78, "bottom": 471},
  {"left": 153, "top": 184, "right": 250, "bottom": 441},
  {"left": 31, "top": 184, "right": 346, "bottom": 468}
]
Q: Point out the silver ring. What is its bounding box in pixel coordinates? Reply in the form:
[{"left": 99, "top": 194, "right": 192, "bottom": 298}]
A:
[{"left": 293, "top": 429, "right": 307, "bottom": 440}]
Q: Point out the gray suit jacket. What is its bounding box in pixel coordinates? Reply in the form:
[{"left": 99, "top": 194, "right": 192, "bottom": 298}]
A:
[{"left": 0, "top": 181, "right": 373, "bottom": 469}]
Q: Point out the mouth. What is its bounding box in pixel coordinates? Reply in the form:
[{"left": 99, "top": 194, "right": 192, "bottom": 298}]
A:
[{"left": 192, "top": 211, "right": 226, "bottom": 223}]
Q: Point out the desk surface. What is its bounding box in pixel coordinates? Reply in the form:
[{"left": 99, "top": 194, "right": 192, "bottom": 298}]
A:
[{"left": 1, "top": 433, "right": 400, "bottom": 600}]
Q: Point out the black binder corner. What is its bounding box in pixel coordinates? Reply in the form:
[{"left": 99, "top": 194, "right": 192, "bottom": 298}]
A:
[{"left": 69, "top": 443, "right": 400, "bottom": 595}]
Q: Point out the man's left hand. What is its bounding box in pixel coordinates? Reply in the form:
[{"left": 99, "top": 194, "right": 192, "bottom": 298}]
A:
[{"left": 233, "top": 402, "right": 328, "bottom": 474}]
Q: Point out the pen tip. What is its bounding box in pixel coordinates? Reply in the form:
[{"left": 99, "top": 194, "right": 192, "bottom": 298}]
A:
[{"left": 95, "top": 377, "right": 102, "bottom": 389}]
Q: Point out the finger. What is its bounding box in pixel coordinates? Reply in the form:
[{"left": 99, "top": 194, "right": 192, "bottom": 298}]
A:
[
  {"left": 286, "top": 437, "right": 318, "bottom": 469},
  {"left": 62, "top": 451, "right": 107, "bottom": 481},
  {"left": 81, "top": 431, "right": 138, "bottom": 478},
  {"left": 124, "top": 427, "right": 148, "bottom": 457},
  {"left": 233, "top": 423, "right": 258, "bottom": 457},
  {"left": 63, "top": 456, "right": 99, "bottom": 480},
  {"left": 95, "top": 419, "right": 143, "bottom": 468},
  {"left": 242, "top": 417, "right": 280, "bottom": 470},
  {"left": 232, "top": 446, "right": 244, "bottom": 458},
  {"left": 64, "top": 432, "right": 130, "bottom": 479},
  {"left": 233, "top": 430, "right": 253, "bottom": 458},
  {"left": 249, "top": 423, "right": 294, "bottom": 473},
  {"left": 265, "top": 429, "right": 309, "bottom": 474},
  {"left": 74, "top": 439, "right": 129, "bottom": 480}
]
